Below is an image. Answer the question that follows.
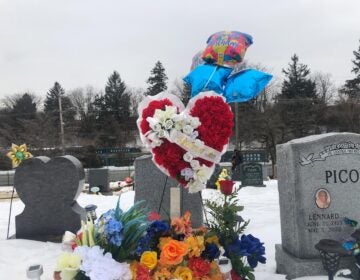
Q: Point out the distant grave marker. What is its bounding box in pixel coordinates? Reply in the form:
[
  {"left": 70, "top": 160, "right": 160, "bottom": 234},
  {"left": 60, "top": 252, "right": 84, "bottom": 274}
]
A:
[
  {"left": 241, "top": 163, "right": 264, "bottom": 187},
  {"left": 14, "top": 155, "right": 86, "bottom": 241}
]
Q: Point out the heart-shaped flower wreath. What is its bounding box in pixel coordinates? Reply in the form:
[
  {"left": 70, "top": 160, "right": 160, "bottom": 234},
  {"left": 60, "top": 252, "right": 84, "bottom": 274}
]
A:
[{"left": 137, "top": 91, "right": 233, "bottom": 193}]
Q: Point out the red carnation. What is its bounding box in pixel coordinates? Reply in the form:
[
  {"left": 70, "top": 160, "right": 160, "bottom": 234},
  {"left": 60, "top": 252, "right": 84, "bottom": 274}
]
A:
[
  {"left": 188, "top": 257, "right": 211, "bottom": 277},
  {"left": 136, "top": 264, "right": 151, "bottom": 280}
]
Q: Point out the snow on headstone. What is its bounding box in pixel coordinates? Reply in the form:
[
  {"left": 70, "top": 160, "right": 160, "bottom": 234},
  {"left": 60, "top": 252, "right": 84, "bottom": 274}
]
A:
[
  {"left": 14, "top": 156, "right": 86, "bottom": 241},
  {"left": 276, "top": 133, "right": 360, "bottom": 279}
]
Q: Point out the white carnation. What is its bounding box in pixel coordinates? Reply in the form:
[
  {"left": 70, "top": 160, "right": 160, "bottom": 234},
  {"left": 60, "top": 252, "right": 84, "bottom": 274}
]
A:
[
  {"left": 183, "top": 152, "right": 193, "bottom": 162},
  {"left": 183, "top": 124, "right": 194, "bottom": 135}
]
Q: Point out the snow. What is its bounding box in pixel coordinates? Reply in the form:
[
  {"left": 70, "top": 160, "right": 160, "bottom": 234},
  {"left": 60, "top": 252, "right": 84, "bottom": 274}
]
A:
[{"left": 0, "top": 181, "right": 338, "bottom": 280}]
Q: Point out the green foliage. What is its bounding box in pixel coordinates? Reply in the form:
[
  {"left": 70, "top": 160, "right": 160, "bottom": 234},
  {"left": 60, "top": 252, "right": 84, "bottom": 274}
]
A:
[
  {"left": 205, "top": 192, "right": 248, "bottom": 239},
  {"left": 340, "top": 40, "right": 360, "bottom": 98},
  {"left": 145, "top": 61, "right": 168, "bottom": 96},
  {"left": 96, "top": 200, "right": 149, "bottom": 263}
]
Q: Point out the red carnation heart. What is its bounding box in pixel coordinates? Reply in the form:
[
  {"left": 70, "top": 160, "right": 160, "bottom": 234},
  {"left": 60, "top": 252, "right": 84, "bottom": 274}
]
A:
[{"left": 138, "top": 92, "right": 233, "bottom": 190}]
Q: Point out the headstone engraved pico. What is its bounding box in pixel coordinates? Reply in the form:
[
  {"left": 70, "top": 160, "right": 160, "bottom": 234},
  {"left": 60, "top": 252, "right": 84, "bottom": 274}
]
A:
[
  {"left": 241, "top": 163, "right": 264, "bottom": 187},
  {"left": 14, "top": 155, "right": 86, "bottom": 241},
  {"left": 276, "top": 133, "right": 360, "bottom": 279}
]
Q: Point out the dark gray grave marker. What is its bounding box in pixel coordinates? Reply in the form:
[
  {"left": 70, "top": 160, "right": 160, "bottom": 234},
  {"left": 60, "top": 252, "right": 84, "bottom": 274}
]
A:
[
  {"left": 88, "top": 168, "right": 109, "bottom": 193},
  {"left": 241, "top": 163, "right": 264, "bottom": 187},
  {"left": 14, "top": 155, "right": 86, "bottom": 242},
  {"left": 134, "top": 155, "right": 203, "bottom": 227}
]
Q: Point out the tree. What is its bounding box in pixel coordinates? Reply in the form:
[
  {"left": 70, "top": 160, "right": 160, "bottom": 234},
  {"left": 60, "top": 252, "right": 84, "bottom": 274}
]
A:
[
  {"left": 277, "top": 54, "right": 318, "bottom": 139},
  {"left": 145, "top": 61, "right": 168, "bottom": 96},
  {"left": 94, "top": 71, "right": 130, "bottom": 122},
  {"left": 93, "top": 71, "right": 134, "bottom": 146},
  {"left": 12, "top": 93, "right": 37, "bottom": 119},
  {"left": 340, "top": 40, "right": 360, "bottom": 99},
  {"left": 44, "top": 82, "right": 76, "bottom": 125}
]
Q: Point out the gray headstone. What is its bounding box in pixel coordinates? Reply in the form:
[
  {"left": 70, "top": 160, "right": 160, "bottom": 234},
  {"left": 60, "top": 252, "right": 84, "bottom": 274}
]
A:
[
  {"left": 231, "top": 165, "right": 242, "bottom": 181},
  {"left": 276, "top": 133, "right": 360, "bottom": 278},
  {"left": 88, "top": 168, "right": 109, "bottom": 193},
  {"left": 15, "top": 155, "right": 86, "bottom": 242},
  {"left": 241, "top": 163, "right": 265, "bottom": 187},
  {"left": 134, "top": 155, "right": 203, "bottom": 227}
]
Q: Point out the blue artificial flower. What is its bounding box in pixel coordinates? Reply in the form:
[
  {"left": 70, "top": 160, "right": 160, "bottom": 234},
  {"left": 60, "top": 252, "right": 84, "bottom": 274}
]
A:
[
  {"left": 343, "top": 241, "right": 357, "bottom": 251},
  {"left": 104, "top": 218, "right": 124, "bottom": 246},
  {"left": 147, "top": 220, "right": 170, "bottom": 235},
  {"left": 202, "top": 243, "right": 221, "bottom": 261},
  {"left": 238, "top": 234, "right": 266, "bottom": 268}
]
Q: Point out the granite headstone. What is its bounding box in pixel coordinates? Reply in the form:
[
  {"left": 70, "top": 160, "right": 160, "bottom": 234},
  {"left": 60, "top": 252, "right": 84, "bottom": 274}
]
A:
[
  {"left": 276, "top": 133, "right": 360, "bottom": 279},
  {"left": 241, "top": 163, "right": 265, "bottom": 187},
  {"left": 15, "top": 155, "right": 86, "bottom": 242},
  {"left": 134, "top": 155, "right": 203, "bottom": 227},
  {"left": 88, "top": 168, "right": 110, "bottom": 193}
]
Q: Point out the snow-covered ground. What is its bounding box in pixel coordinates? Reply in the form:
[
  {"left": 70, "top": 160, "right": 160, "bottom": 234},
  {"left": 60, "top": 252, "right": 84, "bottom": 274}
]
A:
[{"left": 0, "top": 181, "right": 343, "bottom": 279}]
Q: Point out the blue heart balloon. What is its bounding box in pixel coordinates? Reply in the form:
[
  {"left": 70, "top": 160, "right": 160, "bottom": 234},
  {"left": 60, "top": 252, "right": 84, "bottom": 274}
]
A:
[
  {"left": 224, "top": 69, "right": 273, "bottom": 103},
  {"left": 183, "top": 64, "right": 232, "bottom": 97}
]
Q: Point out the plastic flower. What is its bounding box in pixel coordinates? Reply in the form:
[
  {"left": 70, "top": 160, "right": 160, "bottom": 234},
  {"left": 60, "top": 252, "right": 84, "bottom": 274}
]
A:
[
  {"left": 136, "top": 263, "right": 151, "bottom": 280},
  {"left": 6, "top": 143, "right": 32, "bottom": 168},
  {"left": 159, "top": 240, "right": 189, "bottom": 265},
  {"left": 183, "top": 152, "right": 194, "bottom": 163},
  {"left": 104, "top": 218, "right": 124, "bottom": 246},
  {"left": 188, "top": 257, "right": 211, "bottom": 277},
  {"left": 55, "top": 252, "right": 81, "bottom": 280},
  {"left": 140, "top": 251, "right": 158, "bottom": 270},
  {"left": 75, "top": 246, "right": 132, "bottom": 280},
  {"left": 185, "top": 236, "right": 205, "bottom": 257},
  {"left": 238, "top": 234, "right": 266, "bottom": 268},
  {"left": 205, "top": 235, "right": 220, "bottom": 247},
  {"left": 153, "top": 267, "right": 172, "bottom": 280},
  {"left": 181, "top": 168, "right": 194, "bottom": 181},
  {"left": 171, "top": 211, "right": 192, "bottom": 237},
  {"left": 148, "top": 212, "right": 161, "bottom": 221},
  {"left": 173, "top": 266, "right": 193, "bottom": 280},
  {"left": 219, "top": 180, "right": 234, "bottom": 196},
  {"left": 153, "top": 105, "right": 177, "bottom": 124},
  {"left": 201, "top": 243, "right": 220, "bottom": 261}
]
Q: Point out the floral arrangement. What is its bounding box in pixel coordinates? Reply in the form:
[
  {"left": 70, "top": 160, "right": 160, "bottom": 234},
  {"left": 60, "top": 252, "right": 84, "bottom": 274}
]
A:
[
  {"left": 215, "top": 169, "right": 231, "bottom": 191},
  {"left": 55, "top": 185, "right": 266, "bottom": 280},
  {"left": 137, "top": 92, "right": 233, "bottom": 193}
]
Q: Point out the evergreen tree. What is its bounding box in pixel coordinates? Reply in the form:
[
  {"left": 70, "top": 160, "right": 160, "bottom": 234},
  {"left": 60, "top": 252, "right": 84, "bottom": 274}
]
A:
[
  {"left": 44, "top": 82, "right": 76, "bottom": 123},
  {"left": 145, "top": 61, "right": 168, "bottom": 96},
  {"left": 94, "top": 71, "right": 130, "bottom": 122},
  {"left": 12, "top": 93, "right": 37, "bottom": 119},
  {"left": 277, "top": 54, "right": 318, "bottom": 139},
  {"left": 340, "top": 40, "right": 360, "bottom": 98},
  {"left": 93, "top": 71, "right": 133, "bottom": 146}
]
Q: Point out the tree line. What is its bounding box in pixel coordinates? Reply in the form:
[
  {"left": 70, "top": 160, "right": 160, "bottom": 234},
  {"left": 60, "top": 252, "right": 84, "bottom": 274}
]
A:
[{"left": 1, "top": 40, "right": 360, "bottom": 169}]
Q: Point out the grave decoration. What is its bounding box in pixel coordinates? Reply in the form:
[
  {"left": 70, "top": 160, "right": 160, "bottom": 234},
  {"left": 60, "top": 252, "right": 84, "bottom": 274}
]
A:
[
  {"left": 54, "top": 185, "right": 266, "bottom": 280},
  {"left": 342, "top": 217, "right": 360, "bottom": 262},
  {"left": 183, "top": 31, "right": 273, "bottom": 102},
  {"left": 137, "top": 91, "right": 233, "bottom": 193},
  {"left": 6, "top": 143, "right": 32, "bottom": 168}
]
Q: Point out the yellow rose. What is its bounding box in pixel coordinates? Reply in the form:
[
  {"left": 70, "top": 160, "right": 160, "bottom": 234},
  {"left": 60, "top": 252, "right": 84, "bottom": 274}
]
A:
[
  {"left": 140, "top": 251, "right": 158, "bottom": 270},
  {"left": 174, "top": 266, "right": 193, "bottom": 280}
]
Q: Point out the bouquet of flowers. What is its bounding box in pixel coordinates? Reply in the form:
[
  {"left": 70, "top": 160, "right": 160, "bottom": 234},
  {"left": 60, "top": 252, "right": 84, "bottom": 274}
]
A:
[{"left": 55, "top": 187, "right": 266, "bottom": 280}]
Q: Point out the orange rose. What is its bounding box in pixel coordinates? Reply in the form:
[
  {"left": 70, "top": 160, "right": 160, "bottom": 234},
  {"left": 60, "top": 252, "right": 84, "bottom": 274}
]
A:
[{"left": 159, "top": 239, "right": 189, "bottom": 265}]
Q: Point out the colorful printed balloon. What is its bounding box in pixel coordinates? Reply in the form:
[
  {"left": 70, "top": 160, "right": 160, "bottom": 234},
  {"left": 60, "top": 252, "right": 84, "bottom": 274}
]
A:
[
  {"left": 202, "top": 31, "right": 253, "bottom": 67},
  {"left": 190, "top": 50, "right": 205, "bottom": 71}
]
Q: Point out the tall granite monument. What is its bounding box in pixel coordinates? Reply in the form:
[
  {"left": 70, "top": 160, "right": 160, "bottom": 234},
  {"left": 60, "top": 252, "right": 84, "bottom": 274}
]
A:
[
  {"left": 276, "top": 133, "right": 360, "bottom": 279},
  {"left": 15, "top": 155, "right": 86, "bottom": 241},
  {"left": 134, "top": 155, "right": 203, "bottom": 227}
]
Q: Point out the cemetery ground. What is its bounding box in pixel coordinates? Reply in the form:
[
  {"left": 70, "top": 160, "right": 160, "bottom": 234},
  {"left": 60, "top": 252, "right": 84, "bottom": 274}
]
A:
[{"left": 0, "top": 181, "right": 349, "bottom": 280}]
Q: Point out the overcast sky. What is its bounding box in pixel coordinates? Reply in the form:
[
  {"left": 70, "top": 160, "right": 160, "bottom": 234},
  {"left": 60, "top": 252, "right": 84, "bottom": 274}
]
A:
[{"left": 1, "top": 0, "right": 360, "bottom": 98}]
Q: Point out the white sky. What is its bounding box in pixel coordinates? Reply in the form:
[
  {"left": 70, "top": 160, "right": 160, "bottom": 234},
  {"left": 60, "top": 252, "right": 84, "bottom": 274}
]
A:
[{"left": 1, "top": 0, "right": 360, "bottom": 97}]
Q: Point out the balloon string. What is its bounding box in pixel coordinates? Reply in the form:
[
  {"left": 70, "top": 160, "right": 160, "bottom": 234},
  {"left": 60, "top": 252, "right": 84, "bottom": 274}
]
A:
[{"left": 203, "top": 66, "right": 218, "bottom": 91}]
